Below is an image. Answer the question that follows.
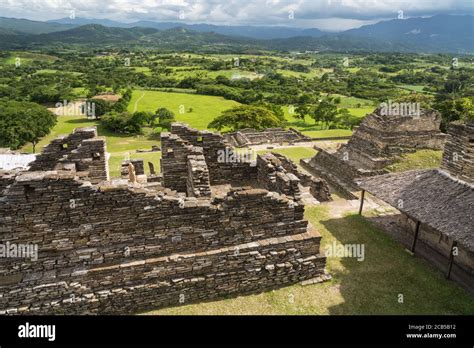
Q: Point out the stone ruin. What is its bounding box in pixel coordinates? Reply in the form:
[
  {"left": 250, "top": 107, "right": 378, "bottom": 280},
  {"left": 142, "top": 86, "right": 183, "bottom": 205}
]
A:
[
  {"left": 28, "top": 127, "right": 109, "bottom": 184},
  {"left": 301, "top": 108, "right": 446, "bottom": 198},
  {"left": 224, "top": 127, "right": 310, "bottom": 147},
  {"left": 0, "top": 123, "right": 331, "bottom": 314},
  {"left": 357, "top": 120, "right": 473, "bottom": 293}
]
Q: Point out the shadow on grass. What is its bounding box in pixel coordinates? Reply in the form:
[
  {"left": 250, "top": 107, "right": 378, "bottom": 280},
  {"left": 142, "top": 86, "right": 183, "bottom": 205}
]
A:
[{"left": 318, "top": 214, "right": 474, "bottom": 315}]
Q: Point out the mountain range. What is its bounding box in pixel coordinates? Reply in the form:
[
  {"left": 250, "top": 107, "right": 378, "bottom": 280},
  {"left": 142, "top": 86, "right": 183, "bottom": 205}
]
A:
[{"left": 0, "top": 15, "right": 472, "bottom": 53}]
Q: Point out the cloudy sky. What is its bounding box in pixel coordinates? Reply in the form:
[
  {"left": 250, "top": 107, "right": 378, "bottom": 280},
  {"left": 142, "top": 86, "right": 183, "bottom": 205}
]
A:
[{"left": 0, "top": 0, "right": 473, "bottom": 30}]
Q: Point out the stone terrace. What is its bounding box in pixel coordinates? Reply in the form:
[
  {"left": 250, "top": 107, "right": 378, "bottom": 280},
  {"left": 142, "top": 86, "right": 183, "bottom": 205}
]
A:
[
  {"left": 302, "top": 107, "right": 446, "bottom": 198},
  {"left": 0, "top": 123, "right": 331, "bottom": 314}
]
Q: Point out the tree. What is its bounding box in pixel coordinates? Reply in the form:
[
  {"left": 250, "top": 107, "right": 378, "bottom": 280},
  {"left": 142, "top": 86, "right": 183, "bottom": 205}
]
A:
[
  {"left": 85, "top": 98, "right": 112, "bottom": 119},
  {"left": 208, "top": 105, "right": 283, "bottom": 132},
  {"left": 336, "top": 108, "right": 361, "bottom": 130},
  {"left": 101, "top": 112, "right": 144, "bottom": 134},
  {"left": 0, "top": 100, "right": 57, "bottom": 152},
  {"left": 312, "top": 97, "right": 339, "bottom": 128},
  {"left": 295, "top": 104, "right": 311, "bottom": 120},
  {"left": 154, "top": 108, "right": 176, "bottom": 131}
]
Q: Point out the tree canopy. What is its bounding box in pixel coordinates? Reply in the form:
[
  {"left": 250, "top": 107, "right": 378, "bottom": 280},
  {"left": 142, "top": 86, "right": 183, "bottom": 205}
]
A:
[
  {"left": 0, "top": 100, "right": 57, "bottom": 152},
  {"left": 208, "top": 105, "right": 283, "bottom": 132}
]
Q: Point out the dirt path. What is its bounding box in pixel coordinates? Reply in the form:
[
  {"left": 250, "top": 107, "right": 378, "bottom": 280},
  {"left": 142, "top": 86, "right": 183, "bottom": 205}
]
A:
[{"left": 132, "top": 91, "right": 146, "bottom": 113}]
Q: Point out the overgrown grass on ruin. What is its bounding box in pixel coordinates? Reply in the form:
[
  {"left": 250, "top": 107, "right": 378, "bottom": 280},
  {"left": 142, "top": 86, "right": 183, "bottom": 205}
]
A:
[
  {"left": 386, "top": 150, "right": 443, "bottom": 172},
  {"left": 143, "top": 205, "right": 474, "bottom": 315}
]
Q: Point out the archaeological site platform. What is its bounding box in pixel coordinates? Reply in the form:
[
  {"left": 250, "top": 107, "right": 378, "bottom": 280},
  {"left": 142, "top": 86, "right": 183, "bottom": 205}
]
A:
[{"left": 0, "top": 123, "right": 331, "bottom": 314}]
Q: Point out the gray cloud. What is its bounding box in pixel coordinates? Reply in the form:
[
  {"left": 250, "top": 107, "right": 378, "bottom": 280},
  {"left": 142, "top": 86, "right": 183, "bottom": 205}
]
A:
[{"left": 0, "top": 0, "right": 472, "bottom": 28}]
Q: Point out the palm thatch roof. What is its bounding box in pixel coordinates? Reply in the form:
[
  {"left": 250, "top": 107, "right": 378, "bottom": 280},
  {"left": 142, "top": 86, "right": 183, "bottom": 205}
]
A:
[{"left": 357, "top": 169, "right": 474, "bottom": 250}]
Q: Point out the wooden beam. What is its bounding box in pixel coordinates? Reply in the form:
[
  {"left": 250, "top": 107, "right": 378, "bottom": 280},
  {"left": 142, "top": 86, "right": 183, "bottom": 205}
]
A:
[
  {"left": 358, "top": 190, "right": 365, "bottom": 215},
  {"left": 410, "top": 220, "right": 421, "bottom": 253},
  {"left": 446, "top": 241, "right": 457, "bottom": 280}
]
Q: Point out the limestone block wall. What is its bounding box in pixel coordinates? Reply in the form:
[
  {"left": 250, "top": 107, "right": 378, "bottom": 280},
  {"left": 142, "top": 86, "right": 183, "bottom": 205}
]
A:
[
  {"left": 257, "top": 156, "right": 301, "bottom": 202},
  {"left": 223, "top": 128, "right": 310, "bottom": 147},
  {"left": 0, "top": 170, "right": 325, "bottom": 314},
  {"left": 392, "top": 213, "right": 474, "bottom": 293},
  {"left": 28, "top": 127, "right": 108, "bottom": 184},
  {"left": 121, "top": 159, "right": 145, "bottom": 178},
  {"left": 441, "top": 121, "right": 473, "bottom": 184},
  {"left": 270, "top": 153, "right": 332, "bottom": 202},
  {"left": 186, "top": 153, "right": 211, "bottom": 198},
  {"left": 170, "top": 123, "right": 257, "bottom": 185}
]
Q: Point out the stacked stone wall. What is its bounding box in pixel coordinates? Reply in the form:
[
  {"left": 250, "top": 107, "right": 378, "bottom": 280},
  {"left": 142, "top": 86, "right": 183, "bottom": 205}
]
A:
[
  {"left": 0, "top": 169, "right": 324, "bottom": 314},
  {"left": 441, "top": 121, "right": 473, "bottom": 184},
  {"left": 28, "top": 127, "right": 108, "bottom": 184}
]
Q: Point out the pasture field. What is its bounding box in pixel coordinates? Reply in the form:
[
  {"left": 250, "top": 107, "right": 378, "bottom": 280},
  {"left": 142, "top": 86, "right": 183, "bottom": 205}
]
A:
[{"left": 128, "top": 89, "right": 240, "bottom": 129}]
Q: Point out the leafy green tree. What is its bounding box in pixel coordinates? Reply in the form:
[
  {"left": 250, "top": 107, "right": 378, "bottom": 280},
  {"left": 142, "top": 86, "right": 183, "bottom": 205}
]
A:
[
  {"left": 208, "top": 105, "right": 283, "bottom": 132},
  {"left": 295, "top": 104, "right": 311, "bottom": 120},
  {"left": 85, "top": 98, "right": 112, "bottom": 119},
  {"left": 101, "top": 112, "right": 143, "bottom": 134},
  {"left": 312, "top": 97, "right": 339, "bottom": 129},
  {"left": 336, "top": 108, "right": 361, "bottom": 130},
  {"left": 154, "top": 108, "right": 176, "bottom": 131},
  {"left": 0, "top": 100, "right": 57, "bottom": 152}
]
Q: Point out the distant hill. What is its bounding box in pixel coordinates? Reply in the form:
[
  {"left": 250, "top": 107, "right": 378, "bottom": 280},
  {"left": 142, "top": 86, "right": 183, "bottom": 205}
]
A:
[
  {"left": 344, "top": 15, "right": 474, "bottom": 53},
  {"left": 0, "top": 17, "right": 74, "bottom": 34},
  {"left": 48, "top": 17, "right": 327, "bottom": 39},
  {"left": 1, "top": 15, "right": 472, "bottom": 53}
]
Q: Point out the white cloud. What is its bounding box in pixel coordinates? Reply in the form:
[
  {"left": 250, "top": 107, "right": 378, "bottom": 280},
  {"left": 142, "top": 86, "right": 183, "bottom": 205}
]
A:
[{"left": 0, "top": 0, "right": 472, "bottom": 28}]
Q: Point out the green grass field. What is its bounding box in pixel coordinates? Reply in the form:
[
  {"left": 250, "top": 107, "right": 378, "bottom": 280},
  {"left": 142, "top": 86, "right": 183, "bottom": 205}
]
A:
[
  {"left": 143, "top": 205, "right": 474, "bottom": 315},
  {"left": 386, "top": 150, "right": 443, "bottom": 172},
  {"left": 128, "top": 90, "right": 240, "bottom": 129},
  {"left": 257, "top": 147, "right": 317, "bottom": 165},
  {"left": 1, "top": 52, "right": 58, "bottom": 65}
]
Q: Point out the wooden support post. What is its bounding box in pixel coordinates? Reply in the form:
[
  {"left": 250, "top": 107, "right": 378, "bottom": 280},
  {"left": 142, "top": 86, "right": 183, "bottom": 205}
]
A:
[
  {"left": 446, "top": 241, "right": 457, "bottom": 280},
  {"left": 358, "top": 190, "right": 365, "bottom": 215},
  {"left": 411, "top": 221, "right": 421, "bottom": 253}
]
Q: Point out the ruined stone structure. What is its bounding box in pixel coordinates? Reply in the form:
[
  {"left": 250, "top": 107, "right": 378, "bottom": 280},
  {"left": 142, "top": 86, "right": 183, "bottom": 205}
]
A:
[
  {"left": 0, "top": 123, "right": 330, "bottom": 314},
  {"left": 302, "top": 108, "right": 446, "bottom": 198},
  {"left": 28, "top": 127, "right": 109, "bottom": 184},
  {"left": 224, "top": 128, "right": 310, "bottom": 147},
  {"left": 358, "top": 120, "right": 473, "bottom": 293}
]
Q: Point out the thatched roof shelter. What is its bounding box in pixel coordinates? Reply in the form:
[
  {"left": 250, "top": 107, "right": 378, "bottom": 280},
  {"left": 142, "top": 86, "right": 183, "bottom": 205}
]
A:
[{"left": 357, "top": 169, "right": 474, "bottom": 250}]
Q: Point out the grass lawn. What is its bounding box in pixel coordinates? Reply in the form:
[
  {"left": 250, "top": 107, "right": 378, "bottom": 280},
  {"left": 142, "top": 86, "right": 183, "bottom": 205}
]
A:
[
  {"left": 257, "top": 147, "right": 317, "bottom": 165},
  {"left": 302, "top": 129, "right": 353, "bottom": 138},
  {"left": 128, "top": 90, "right": 240, "bottom": 129},
  {"left": 386, "top": 150, "right": 443, "bottom": 172},
  {"left": 1, "top": 52, "right": 58, "bottom": 65},
  {"left": 144, "top": 205, "right": 474, "bottom": 315}
]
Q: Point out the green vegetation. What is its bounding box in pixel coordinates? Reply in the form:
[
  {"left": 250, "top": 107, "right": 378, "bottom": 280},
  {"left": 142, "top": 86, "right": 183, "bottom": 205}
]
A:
[
  {"left": 258, "top": 147, "right": 317, "bottom": 165},
  {"left": 0, "top": 100, "right": 57, "bottom": 152},
  {"left": 208, "top": 105, "right": 282, "bottom": 131},
  {"left": 386, "top": 150, "right": 443, "bottom": 172},
  {"left": 143, "top": 205, "right": 474, "bottom": 315},
  {"left": 128, "top": 90, "right": 240, "bottom": 129}
]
